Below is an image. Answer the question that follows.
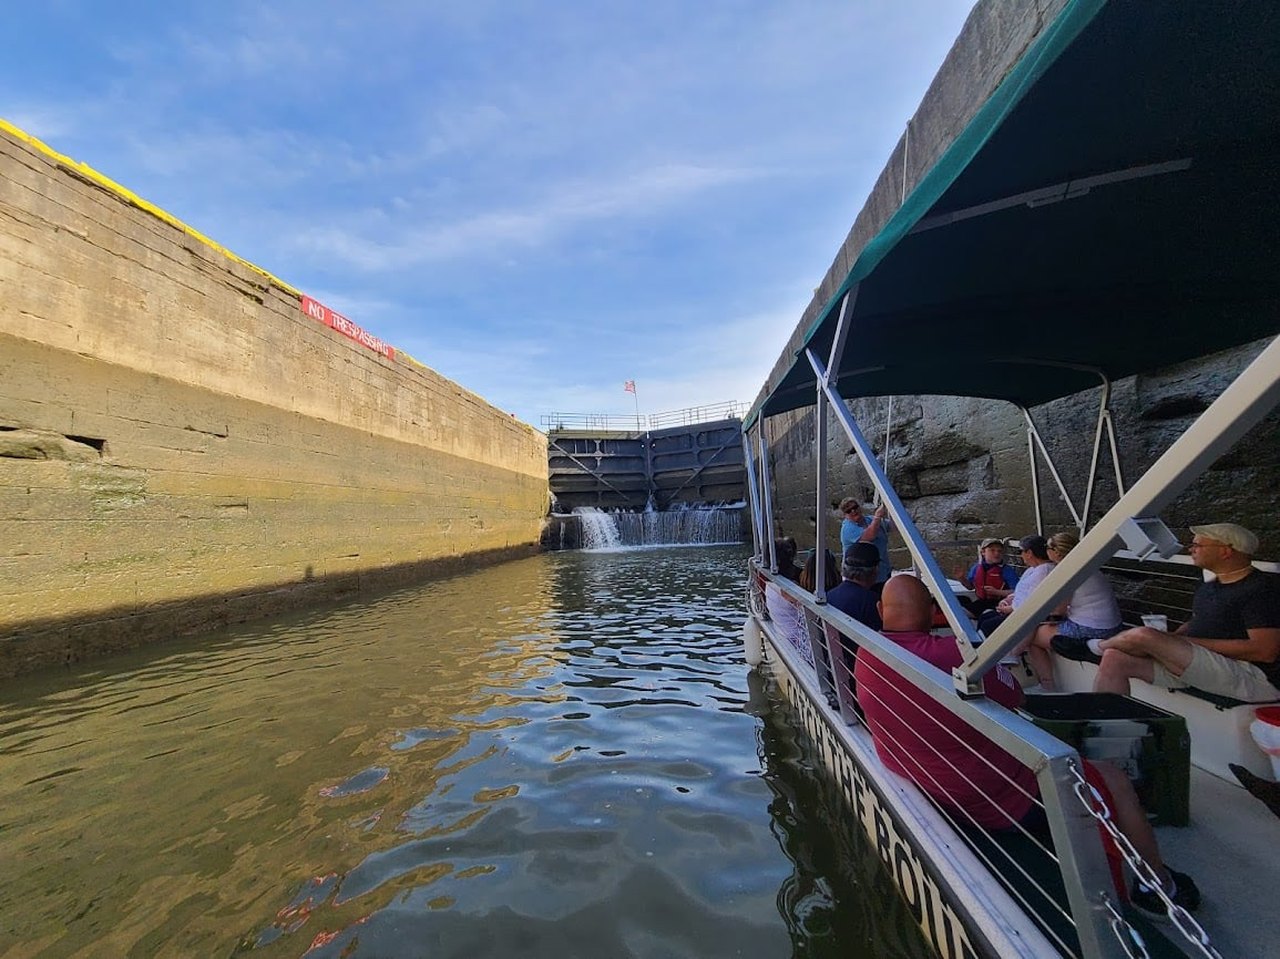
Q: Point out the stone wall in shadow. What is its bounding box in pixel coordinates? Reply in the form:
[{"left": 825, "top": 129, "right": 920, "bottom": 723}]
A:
[{"left": 764, "top": 338, "right": 1279, "bottom": 573}]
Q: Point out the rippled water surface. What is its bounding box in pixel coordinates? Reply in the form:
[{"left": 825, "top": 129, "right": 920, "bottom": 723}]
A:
[{"left": 0, "top": 546, "right": 929, "bottom": 958}]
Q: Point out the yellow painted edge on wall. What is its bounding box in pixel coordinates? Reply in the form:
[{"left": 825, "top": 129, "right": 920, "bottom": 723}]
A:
[
  {"left": 0, "top": 116, "right": 543, "bottom": 434},
  {"left": 0, "top": 116, "right": 301, "bottom": 298}
]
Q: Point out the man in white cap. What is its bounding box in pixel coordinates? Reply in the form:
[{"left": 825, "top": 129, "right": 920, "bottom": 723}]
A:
[{"left": 1092, "top": 523, "right": 1280, "bottom": 702}]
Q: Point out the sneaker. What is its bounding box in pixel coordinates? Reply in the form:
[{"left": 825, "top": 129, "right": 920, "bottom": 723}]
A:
[
  {"left": 1050, "top": 635, "right": 1102, "bottom": 665},
  {"left": 1130, "top": 868, "right": 1201, "bottom": 920}
]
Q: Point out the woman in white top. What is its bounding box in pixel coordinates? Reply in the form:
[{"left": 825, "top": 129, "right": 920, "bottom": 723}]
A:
[
  {"left": 977, "top": 534, "right": 1055, "bottom": 637},
  {"left": 1027, "top": 531, "right": 1123, "bottom": 689},
  {"left": 764, "top": 579, "right": 813, "bottom": 666}
]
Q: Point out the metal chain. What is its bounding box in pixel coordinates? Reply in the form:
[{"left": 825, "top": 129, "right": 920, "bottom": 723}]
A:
[
  {"left": 1102, "top": 896, "right": 1150, "bottom": 959},
  {"left": 1067, "top": 760, "right": 1223, "bottom": 959}
]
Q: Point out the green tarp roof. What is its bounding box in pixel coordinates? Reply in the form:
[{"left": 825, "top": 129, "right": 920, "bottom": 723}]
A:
[{"left": 751, "top": 0, "right": 1280, "bottom": 425}]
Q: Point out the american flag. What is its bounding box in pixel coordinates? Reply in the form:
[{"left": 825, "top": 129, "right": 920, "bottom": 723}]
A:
[{"left": 623, "top": 380, "right": 636, "bottom": 393}]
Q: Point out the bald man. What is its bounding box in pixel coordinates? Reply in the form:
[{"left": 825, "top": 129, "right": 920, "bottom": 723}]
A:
[
  {"left": 855, "top": 575, "right": 1035, "bottom": 830},
  {"left": 854, "top": 576, "right": 1198, "bottom": 917}
]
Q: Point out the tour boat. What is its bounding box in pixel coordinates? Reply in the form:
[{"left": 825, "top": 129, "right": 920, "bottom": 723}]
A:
[{"left": 741, "top": 2, "right": 1280, "bottom": 957}]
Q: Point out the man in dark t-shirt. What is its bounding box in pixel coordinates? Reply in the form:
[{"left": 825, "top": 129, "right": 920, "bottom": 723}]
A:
[
  {"left": 823, "top": 543, "right": 883, "bottom": 706},
  {"left": 827, "top": 543, "right": 883, "bottom": 630},
  {"left": 1095, "top": 523, "right": 1280, "bottom": 702}
]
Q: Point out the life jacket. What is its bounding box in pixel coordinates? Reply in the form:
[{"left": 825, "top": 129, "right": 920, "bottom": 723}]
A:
[{"left": 973, "top": 562, "right": 1007, "bottom": 600}]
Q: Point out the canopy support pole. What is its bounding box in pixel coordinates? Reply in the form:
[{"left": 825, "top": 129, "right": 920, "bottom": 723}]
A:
[
  {"left": 880, "top": 397, "right": 894, "bottom": 506},
  {"left": 815, "top": 384, "right": 830, "bottom": 603},
  {"left": 1081, "top": 377, "right": 1126, "bottom": 532},
  {"left": 1026, "top": 418, "right": 1043, "bottom": 534},
  {"left": 965, "top": 333, "right": 1280, "bottom": 686},
  {"left": 813, "top": 290, "right": 854, "bottom": 601},
  {"left": 742, "top": 425, "right": 765, "bottom": 562},
  {"left": 806, "top": 349, "right": 983, "bottom": 668},
  {"left": 1021, "top": 407, "right": 1083, "bottom": 531},
  {"left": 757, "top": 420, "right": 778, "bottom": 571}
]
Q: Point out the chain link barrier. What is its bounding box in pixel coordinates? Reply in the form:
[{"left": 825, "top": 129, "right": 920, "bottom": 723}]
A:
[
  {"left": 1102, "top": 897, "right": 1151, "bottom": 959},
  {"left": 1067, "top": 760, "right": 1223, "bottom": 959}
]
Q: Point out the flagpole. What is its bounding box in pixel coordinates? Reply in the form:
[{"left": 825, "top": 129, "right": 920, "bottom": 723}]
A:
[{"left": 624, "top": 379, "right": 641, "bottom": 430}]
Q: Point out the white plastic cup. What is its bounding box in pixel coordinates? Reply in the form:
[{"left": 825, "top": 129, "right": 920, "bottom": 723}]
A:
[
  {"left": 1250, "top": 707, "right": 1280, "bottom": 780},
  {"left": 1140, "top": 613, "right": 1169, "bottom": 632}
]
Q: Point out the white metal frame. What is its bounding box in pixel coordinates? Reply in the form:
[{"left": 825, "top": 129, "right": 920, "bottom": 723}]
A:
[
  {"left": 971, "top": 331, "right": 1280, "bottom": 684},
  {"left": 1018, "top": 373, "right": 1126, "bottom": 537}
]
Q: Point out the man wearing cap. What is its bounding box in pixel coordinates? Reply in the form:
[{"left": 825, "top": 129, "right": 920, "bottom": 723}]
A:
[
  {"left": 1093, "top": 523, "right": 1280, "bottom": 702},
  {"left": 958, "top": 538, "right": 1019, "bottom": 615},
  {"left": 827, "top": 543, "right": 883, "bottom": 631},
  {"left": 822, "top": 544, "right": 884, "bottom": 710},
  {"left": 839, "top": 497, "right": 893, "bottom": 583}
]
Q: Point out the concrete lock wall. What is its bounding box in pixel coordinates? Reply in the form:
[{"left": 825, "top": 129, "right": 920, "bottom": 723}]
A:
[{"left": 0, "top": 122, "right": 549, "bottom": 677}]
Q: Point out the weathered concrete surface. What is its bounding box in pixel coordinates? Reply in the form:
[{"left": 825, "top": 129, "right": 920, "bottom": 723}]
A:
[
  {"left": 0, "top": 124, "right": 548, "bottom": 677},
  {"left": 753, "top": 0, "right": 1280, "bottom": 569}
]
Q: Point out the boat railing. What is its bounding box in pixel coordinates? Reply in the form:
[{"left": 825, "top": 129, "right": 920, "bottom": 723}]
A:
[{"left": 752, "top": 562, "right": 1147, "bottom": 958}]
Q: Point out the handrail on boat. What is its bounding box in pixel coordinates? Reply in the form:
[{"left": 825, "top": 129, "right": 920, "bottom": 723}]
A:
[{"left": 753, "top": 564, "right": 1125, "bottom": 957}]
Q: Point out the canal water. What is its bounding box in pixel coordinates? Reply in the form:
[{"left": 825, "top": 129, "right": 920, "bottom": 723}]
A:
[{"left": 0, "top": 545, "right": 929, "bottom": 959}]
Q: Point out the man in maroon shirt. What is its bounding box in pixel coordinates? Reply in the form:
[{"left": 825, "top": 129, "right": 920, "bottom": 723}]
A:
[{"left": 855, "top": 575, "right": 1199, "bottom": 917}]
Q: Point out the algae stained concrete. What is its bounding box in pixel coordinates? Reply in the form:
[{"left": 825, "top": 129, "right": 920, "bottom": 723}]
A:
[{"left": 0, "top": 124, "right": 548, "bottom": 678}]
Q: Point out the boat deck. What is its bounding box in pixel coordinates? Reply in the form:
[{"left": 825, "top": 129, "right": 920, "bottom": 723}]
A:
[{"left": 1155, "top": 764, "right": 1278, "bottom": 958}]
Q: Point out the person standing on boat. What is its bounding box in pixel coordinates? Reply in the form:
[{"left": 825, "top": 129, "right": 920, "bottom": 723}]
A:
[
  {"left": 857, "top": 575, "right": 1200, "bottom": 917},
  {"left": 1088, "top": 523, "right": 1280, "bottom": 702},
  {"left": 839, "top": 497, "right": 892, "bottom": 583},
  {"left": 957, "top": 538, "right": 1019, "bottom": 615}
]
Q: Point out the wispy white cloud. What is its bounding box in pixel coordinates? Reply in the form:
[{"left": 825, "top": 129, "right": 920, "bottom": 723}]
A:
[
  {"left": 290, "top": 159, "right": 767, "bottom": 270},
  {"left": 1, "top": 0, "right": 977, "bottom": 426}
]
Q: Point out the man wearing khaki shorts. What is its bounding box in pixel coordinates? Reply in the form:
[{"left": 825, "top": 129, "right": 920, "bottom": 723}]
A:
[{"left": 1094, "top": 523, "right": 1280, "bottom": 702}]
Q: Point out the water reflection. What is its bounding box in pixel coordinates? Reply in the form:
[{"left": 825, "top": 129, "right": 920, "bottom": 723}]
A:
[{"left": 0, "top": 546, "right": 926, "bottom": 958}]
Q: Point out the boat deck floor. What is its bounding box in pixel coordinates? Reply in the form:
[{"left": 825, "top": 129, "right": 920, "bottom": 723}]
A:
[{"left": 1154, "top": 764, "right": 1279, "bottom": 957}]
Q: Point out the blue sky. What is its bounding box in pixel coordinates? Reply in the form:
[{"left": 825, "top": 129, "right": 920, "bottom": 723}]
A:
[{"left": 4, "top": 1, "right": 974, "bottom": 427}]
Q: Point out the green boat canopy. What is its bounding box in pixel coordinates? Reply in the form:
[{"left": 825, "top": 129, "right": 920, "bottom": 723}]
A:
[{"left": 752, "top": 0, "right": 1280, "bottom": 424}]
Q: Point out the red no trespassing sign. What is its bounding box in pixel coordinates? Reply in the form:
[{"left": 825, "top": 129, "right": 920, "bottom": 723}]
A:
[{"left": 300, "top": 295, "right": 396, "bottom": 361}]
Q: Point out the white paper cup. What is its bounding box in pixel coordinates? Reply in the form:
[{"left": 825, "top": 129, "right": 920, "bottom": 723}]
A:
[{"left": 1140, "top": 613, "right": 1168, "bottom": 632}]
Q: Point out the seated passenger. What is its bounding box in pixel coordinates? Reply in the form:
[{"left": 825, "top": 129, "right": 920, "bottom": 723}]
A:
[
  {"left": 856, "top": 575, "right": 1199, "bottom": 917},
  {"left": 839, "top": 497, "right": 893, "bottom": 583},
  {"left": 1090, "top": 523, "right": 1280, "bottom": 703},
  {"left": 763, "top": 576, "right": 812, "bottom": 667},
  {"left": 958, "top": 538, "right": 1019, "bottom": 616},
  {"left": 772, "top": 536, "right": 802, "bottom": 582},
  {"left": 1026, "top": 531, "right": 1123, "bottom": 690},
  {"left": 827, "top": 543, "right": 883, "bottom": 630},
  {"left": 976, "top": 534, "right": 1055, "bottom": 638},
  {"left": 824, "top": 544, "right": 883, "bottom": 709},
  {"left": 799, "top": 548, "right": 840, "bottom": 594},
  {"left": 763, "top": 544, "right": 837, "bottom": 670}
]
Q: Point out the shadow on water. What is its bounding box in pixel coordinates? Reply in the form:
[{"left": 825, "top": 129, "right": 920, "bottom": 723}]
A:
[{"left": 0, "top": 546, "right": 927, "bottom": 958}]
